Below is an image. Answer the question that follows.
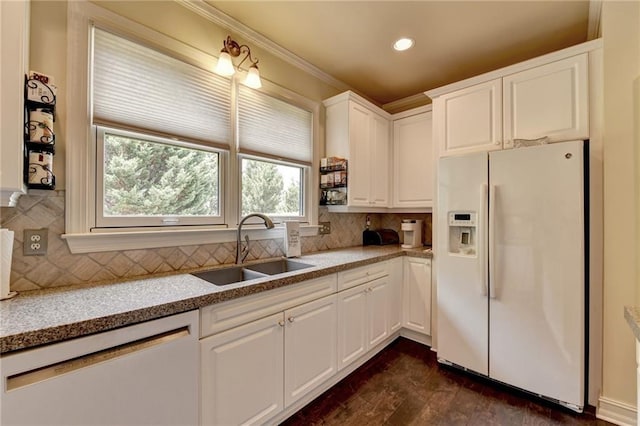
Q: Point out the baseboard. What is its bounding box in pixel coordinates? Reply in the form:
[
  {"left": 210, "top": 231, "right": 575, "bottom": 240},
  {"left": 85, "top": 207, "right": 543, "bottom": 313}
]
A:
[
  {"left": 400, "top": 328, "right": 432, "bottom": 346},
  {"left": 597, "top": 396, "right": 637, "bottom": 426}
]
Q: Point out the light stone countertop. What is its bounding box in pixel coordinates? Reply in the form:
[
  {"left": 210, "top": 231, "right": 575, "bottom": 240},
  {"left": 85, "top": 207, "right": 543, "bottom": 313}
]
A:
[
  {"left": 624, "top": 306, "right": 640, "bottom": 341},
  {"left": 1, "top": 245, "right": 432, "bottom": 354}
]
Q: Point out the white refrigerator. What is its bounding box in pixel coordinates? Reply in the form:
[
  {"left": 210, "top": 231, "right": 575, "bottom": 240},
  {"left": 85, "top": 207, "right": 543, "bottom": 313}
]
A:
[{"left": 436, "top": 140, "right": 585, "bottom": 412}]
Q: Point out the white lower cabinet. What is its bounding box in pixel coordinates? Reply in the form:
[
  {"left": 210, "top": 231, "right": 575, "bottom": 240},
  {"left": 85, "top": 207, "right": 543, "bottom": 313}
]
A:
[
  {"left": 337, "top": 276, "right": 390, "bottom": 370},
  {"left": 284, "top": 294, "right": 337, "bottom": 406},
  {"left": 388, "top": 257, "right": 403, "bottom": 333},
  {"left": 403, "top": 257, "right": 432, "bottom": 335},
  {"left": 200, "top": 313, "right": 284, "bottom": 426},
  {"left": 200, "top": 294, "right": 337, "bottom": 425}
]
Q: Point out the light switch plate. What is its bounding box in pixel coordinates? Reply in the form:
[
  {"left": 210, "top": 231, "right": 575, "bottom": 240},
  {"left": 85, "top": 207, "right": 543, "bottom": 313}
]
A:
[
  {"left": 24, "top": 229, "right": 48, "bottom": 256},
  {"left": 319, "top": 222, "right": 331, "bottom": 235}
]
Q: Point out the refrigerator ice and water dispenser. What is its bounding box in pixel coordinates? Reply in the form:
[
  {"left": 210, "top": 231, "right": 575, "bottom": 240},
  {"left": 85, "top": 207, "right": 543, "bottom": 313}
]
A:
[{"left": 448, "top": 212, "right": 477, "bottom": 256}]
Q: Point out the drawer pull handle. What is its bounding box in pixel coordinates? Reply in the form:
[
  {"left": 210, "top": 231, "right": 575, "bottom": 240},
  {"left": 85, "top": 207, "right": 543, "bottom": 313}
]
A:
[
  {"left": 288, "top": 316, "right": 295, "bottom": 323},
  {"left": 278, "top": 320, "right": 285, "bottom": 327},
  {"left": 6, "top": 326, "right": 190, "bottom": 391}
]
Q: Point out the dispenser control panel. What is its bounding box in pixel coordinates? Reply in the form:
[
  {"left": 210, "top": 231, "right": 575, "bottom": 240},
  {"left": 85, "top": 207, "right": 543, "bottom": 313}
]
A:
[
  {"left": 448, "top": 211, "right": 477, "bottom": 256},
  {"left": 448, "top": 212, "right": 476, "bottom": 226}
]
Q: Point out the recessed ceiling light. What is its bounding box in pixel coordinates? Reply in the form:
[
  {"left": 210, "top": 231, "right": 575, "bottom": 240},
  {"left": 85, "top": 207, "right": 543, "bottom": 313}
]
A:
[{"left": 393, "top": 38, "right": 414, "bottom": 51}]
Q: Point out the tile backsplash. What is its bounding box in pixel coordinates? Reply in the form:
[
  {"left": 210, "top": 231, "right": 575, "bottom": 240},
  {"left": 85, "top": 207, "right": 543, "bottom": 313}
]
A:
[{"left": 0, "top": 191, "right": 431, "bottom": 292}]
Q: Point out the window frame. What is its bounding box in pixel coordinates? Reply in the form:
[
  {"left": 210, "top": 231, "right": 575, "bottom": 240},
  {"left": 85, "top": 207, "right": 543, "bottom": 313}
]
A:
[
  {"left": 95, "top": 126, "right": 226, "bottom": 228},
  {"left": 64, "top": 2, "right": 320, "bottom": 253}
]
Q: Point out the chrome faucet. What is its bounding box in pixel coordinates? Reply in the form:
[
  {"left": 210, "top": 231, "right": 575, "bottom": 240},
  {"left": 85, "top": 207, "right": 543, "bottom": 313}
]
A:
[{"left": 236, "top": 213, "right": 275, "bottom": 264}]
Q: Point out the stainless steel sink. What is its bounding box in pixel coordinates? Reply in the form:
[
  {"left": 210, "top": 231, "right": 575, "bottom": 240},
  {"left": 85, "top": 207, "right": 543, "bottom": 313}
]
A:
[
  {"left": 192, "top": 266, "right": 267, "bottom": 286},
  {"left": 244, "top": 259, "right": 313, "bottom": 275}
]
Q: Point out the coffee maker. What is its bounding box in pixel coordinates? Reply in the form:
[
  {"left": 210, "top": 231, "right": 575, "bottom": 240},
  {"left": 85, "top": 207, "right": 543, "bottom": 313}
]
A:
[{"left": 401, "top": 219, "right": 423, "bottom": 249}]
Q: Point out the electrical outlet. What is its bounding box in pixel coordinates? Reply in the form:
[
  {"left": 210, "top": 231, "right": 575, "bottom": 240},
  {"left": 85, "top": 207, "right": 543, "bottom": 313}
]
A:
[
  {"left": 319, "top": 222, "right": 331, "bottom": 235},
  {"left": 24, "top": 229, "right": 48, "bottom": 256}
]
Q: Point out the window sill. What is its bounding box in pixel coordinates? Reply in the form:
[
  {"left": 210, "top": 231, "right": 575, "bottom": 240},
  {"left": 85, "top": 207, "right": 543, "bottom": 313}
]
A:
[{"left": 62, "top": 225, "right": 320, "bottom": 254}]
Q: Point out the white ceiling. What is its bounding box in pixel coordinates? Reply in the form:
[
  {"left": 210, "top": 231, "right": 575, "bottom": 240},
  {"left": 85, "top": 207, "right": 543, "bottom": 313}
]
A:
[{"left": 206, "top": 1, "right": 592, "bottom": 107}]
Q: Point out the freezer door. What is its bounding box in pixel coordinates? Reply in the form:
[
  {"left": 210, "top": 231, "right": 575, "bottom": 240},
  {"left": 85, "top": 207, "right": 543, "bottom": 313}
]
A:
[
  {"left": 437, "top": 152, "right": 489, "bottom": 375},
  {"left": 488, "top": 140, "right": 585, "bottom": 408}
]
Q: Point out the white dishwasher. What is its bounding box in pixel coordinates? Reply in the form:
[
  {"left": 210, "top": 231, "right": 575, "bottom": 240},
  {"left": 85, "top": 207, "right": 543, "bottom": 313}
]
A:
[{"left": 1, "top": 310, "right": 199, "bottom": 426}]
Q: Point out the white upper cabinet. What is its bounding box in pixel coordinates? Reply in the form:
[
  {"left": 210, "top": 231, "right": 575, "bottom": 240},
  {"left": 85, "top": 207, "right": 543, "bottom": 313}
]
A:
[
  {"left": 433, "top": 79, "right": 503, "bottom": 157},
  {"left": 392, "top": 109, "right": 434, "bottom": 207},
  {"left": 324, "top": 92, "right": 390, "bottom": 208},
  {"left": 370, "top": 112, "right": 391, "bottom": 206},
  {"left": 0, "top": 0, "right": 29, "bottom": 206},
  {"left": 503, "top": 54, "right": 589, "bottom": 147},
  {"left": 427, "top": 42, "right": 598, "bottom": 158}
]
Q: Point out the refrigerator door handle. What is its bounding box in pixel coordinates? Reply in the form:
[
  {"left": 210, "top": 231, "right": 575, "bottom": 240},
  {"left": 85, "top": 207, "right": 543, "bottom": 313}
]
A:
[
  {"left": 479, "top": 184, "right": 488, "bottom": 296},
  {"left": 489, "top": 184, "right": 497, "bottom": 299}
]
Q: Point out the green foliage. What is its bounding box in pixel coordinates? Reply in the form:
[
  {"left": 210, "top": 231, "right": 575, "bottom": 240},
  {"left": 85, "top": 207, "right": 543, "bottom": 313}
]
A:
[
  {"left": 241, "top": 159, "right": 302, "bottom": 217},
  {"left": 241, "top": 160, "right": 283, "bottom": 216},
  {"left": 103, "top": 134, "right": 219, "bottom": 216},
  {"left": 281, "top": 182, "right": 300, "bottom": 215}
]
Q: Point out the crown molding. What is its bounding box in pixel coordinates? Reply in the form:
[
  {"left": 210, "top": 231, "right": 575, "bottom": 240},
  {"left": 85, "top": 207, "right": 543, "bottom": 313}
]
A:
[
  {"left": 177, "top": 0, "right": 352, "bottom": 94},
  {"left": 587, "top": 0, "right": 602, "bottom": 40},
  {"left": 382, "top": 93, "right": 431, "bottom": 114}
]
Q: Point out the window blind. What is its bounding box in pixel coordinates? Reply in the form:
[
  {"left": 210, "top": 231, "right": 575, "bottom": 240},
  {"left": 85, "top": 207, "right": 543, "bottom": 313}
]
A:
[
  {"left": 92, "top": 28, "right": 231, "bottom": 147},
  {"left": 238, "top": 85, "right": 313, "bottom": 165}
]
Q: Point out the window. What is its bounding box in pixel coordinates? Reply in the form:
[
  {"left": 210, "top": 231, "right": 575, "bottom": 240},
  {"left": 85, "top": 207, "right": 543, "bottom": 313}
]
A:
[
  {"left": 96, "top": 127, "right": 223, "bottom": 227},
  {"left": 237, "top": 85, "right": 313, "bottom": 222},
  {"left": 91, "top": 27, "right": 230, "bottom": 227}
]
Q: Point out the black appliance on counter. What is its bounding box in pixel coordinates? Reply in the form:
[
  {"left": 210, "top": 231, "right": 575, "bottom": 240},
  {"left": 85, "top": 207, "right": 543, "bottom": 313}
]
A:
[{"left": 363, "top": 229, "right": 400, "bottom": 246}]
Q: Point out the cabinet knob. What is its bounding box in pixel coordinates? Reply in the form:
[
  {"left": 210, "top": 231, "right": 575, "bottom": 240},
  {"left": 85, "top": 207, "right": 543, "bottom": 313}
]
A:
[
  {"left": 278, "top": 320, "right": 285, "bottom": 327},
  {"left": 288, "top": 316, "right": 295, "bottom": 323},
  {"left": 495, "top": 140, "right": 502, "bottom": 145}
]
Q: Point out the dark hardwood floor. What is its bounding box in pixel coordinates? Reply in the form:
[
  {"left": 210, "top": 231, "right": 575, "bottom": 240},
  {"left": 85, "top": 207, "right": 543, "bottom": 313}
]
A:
[{"left": 281, "top": 338, "right": 613, "bottom": 426}]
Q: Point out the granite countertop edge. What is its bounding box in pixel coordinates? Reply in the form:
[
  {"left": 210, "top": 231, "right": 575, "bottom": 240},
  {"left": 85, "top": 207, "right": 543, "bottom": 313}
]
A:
[
  {"left": 624, "top": 306, "right": 640, "bottom": 342},
  {"left": 1, "top": 246, "right": 432, "bottom": 354}
]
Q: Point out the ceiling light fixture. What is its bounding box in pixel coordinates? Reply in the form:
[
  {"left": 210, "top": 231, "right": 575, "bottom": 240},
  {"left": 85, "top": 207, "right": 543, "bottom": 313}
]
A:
[
  {"left": 393, "top": 37, "right": 415, "bottom": 52},
  {"left": 214, "top": 36, "right": 262, "bottom": 89}
]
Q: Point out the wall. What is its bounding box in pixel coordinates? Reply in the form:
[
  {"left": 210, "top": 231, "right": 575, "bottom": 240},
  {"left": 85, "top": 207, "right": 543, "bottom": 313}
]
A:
[
  {"left": 0, "top": 191, "right": 430, "bottom": 291},
  {"left": 601, "top": 0, "right": 640, "bottom": 416}
]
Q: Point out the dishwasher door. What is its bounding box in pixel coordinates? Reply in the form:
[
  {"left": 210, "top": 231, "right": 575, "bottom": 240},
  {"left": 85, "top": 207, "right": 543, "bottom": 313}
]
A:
[{"left": 1, "top": 310, "right": 199, "bottom": 426}]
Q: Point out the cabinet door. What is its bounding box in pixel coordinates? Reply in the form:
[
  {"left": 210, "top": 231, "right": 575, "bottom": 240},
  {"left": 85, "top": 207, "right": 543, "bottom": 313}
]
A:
[
  {"left": 370, "top": 112, "right": 390, "bottom": 206},
  {"left": 435, "top": 79, "right": 502, "bottom": 157},
  {"left": 284, "top": 294, "right": 337, "bottom": 406},
  {"left": 200, "top": 313, "right": 284, "bottom": 426},
  {"left": 387, "top": 258, "right": 403, "bottom": 333},
  {"left": 403, "top": 257, "right": 432, "bottom": 335},
  {"left": 503, "top": 54, "right": 588, "bottom": 147},
  {"left": 347, "top": 102, "right": 372, "bottom": 206},
  {"left": 337, "top": 284, "right": 368, "bottom": 370},
  {"left": 0, "top": 0, "right": 29, "bottom": 206},
  {"left": 392, "top": 112, "right": 433, "bottom": 207},
  {"left": 367, "top": 276, "right": 390, "bottom": 347}
]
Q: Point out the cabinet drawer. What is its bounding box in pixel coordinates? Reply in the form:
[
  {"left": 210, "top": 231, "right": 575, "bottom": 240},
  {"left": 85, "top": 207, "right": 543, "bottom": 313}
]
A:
[
  {"left": 200, "top": 274, "right": 337, "bottom": 338},
  {"left": 337, "top": 261, "right": 388, "bottom": 291}
]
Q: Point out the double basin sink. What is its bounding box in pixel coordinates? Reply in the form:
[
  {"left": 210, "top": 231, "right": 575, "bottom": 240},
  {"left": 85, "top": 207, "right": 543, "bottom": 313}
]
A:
[{"left": 192, "top": 259, "right": 313, "bottom": 286}]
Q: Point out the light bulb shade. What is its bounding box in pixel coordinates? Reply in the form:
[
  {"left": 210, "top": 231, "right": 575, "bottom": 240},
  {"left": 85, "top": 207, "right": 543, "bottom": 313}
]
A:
[
  {"left": 244, "top": 65, "right": 262, "bottom": 89},
  {"left": 214, "top": 52, "right": 235, "bottom": 76}
]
